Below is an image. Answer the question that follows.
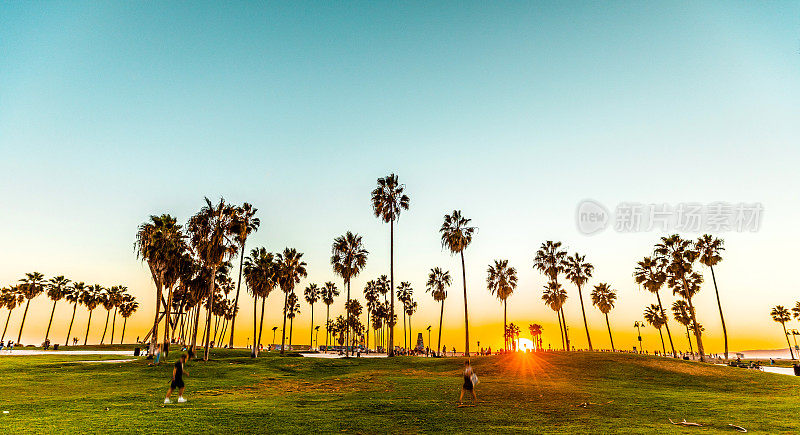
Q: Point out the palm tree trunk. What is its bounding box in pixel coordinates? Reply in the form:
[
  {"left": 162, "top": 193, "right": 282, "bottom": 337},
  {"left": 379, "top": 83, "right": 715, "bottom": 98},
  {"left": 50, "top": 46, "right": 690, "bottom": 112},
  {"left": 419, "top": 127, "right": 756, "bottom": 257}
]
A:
[
  {"left": 203, "top": 265, "right": 218, "bottom": 361},
  {"left": 437, "top": 300, "right": 444, "bottom": 355},
  {"left": 560, "top": 306, "right": 570, "bottom": 351},
  {"left": 658, "top": 328, "right": 666, "bottom": 356},
  {"left": 402, "top": 306, "right": 407, "bottom": 350},
  {"left": 325, "top": 304, "right": 330, "bottom": 351},
  {"left": 310, "top": 302, "right": 315, "bottom": 351},
  {"left": 121, "top": 317, "right": 128, "bottom": 344},
  {"left": 503, "top": 299, "right": 508, "bottom": 351},
  {"left": 782, "top": 323, "right": 795, "bottom": 360},
  {"left": 110, "top": 308, "right": 118, "bottom": 345},
  {"left": 229, "top": 244, "right": 246, "bottom": 348},
  {"left": 280, "top": 290, "right": 289, "bottom": 354},
  {"left": 685, "top": 297, "right": 705, "bottom": 361},
  {"left": 191, "top": 302, "right": 201, "bottom": 353},
  {"left": 65, "top": 303, "right": 76, "bottom": 346},
  {"left": 45, "top": 300, "right": 58, "bottom": 343},
  {"left": 17, "top": 299, "right": 31, "bottom": 344},
  {"left": 364, "top": 307, "right": 368, "bottom": 351},
  {"left": 460, "top": 250, "right": 470, "bottom": 356},
  {"left": 252, "top": 295, "right": 258, "bottom": 357},
  {"left": 556, "top": 309, "right": 565, "bottom": 350},
  {"left": 163, "top": 284, "right": 174, "bottom": 356},
  {"left": 388, "top": 219, "right": 395, "bottom": 356},
  {"left": 84, "top": 309, "right": 93, "bottom": 345},
  {"left": 605, "top": 313, "right": 615, "bottom": 351},
  {"left": 2, "top": 308, "right": 13, "bottom": 341},
  {"left": 709, "top": 266, "right": 728, "bottom": 360},
  {"left": 685, "top": 325, "right": 694, "bottom": 356},
  {"left": 654, "top": 292, "right": 676, "bottom": 358},
  {"left": 149, "top": 267, "right": 163, "bottom": 356},
  {"left": 100, "top": 310, "right": 110, "bottom": 344},
  {"left": 289, "top": 316, "right": 294, "bottom": 350},
  {"left": 577, "top": 284, "right": 592, "bottom": 351},
  {"left": 258, "top": 296, "right": 266, "bottom": 349},
  {"left": 408, "top": 314, "right": 412, "bottom": 352},
  {"left": 345, "top": 280, "right": 351, "bottom": 357}
]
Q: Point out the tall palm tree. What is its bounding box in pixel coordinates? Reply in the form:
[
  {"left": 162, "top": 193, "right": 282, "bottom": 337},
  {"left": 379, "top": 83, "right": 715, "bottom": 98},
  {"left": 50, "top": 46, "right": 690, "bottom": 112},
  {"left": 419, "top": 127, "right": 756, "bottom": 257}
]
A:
[
  {"left": 304, "top": 284, "right": 320, "bottom": 350},
  {"left": 542, "top": 281, "right": 568, "bottom": 350},
  {"left": 792, "top": 301, "right": 800, "bottom": 321},
  {"left": 533, "top": 241, "right": 570, "bottom": 350},
  {"left": 119, "top": 298, "right": 139, "bottom": 344},
  {"left": 99, "top": 287, "right": 119, "bottom": 344},
  {"left": 81, "top": 285, "right": 103, "bottom": 345},
  {"left": 321, "top": 282, "right": 339, "bottom": 350},
  {"left": 671, "top": 300, "right": 694, "bottom": 356},
  {"left": 287, "top": 292, "right": 300, "bottom": 350},
  {"left": 440, "top": 210, "right": 476, "bottom": 356},
  {"left": 371, "top": 173, "right": 410, "bottom": 357},
  {"left": 565, "top": 253, "right": 594, "bottom": 351},
  {"left": 276, "top": 248, "right": 308, "bottom": 355},
  {"left": 528, "top": 323, "right": 543, "bottom": 351},
  {"left": 44, "top": 276, "right": 71, "bottom": 343},
  {"left": 135, "top": 214, "right": 185, "bottom": 356},
  {"left": 644, "top": 304, "right": 668, "bottom": 356},
  {"left": 17, "top": 272, "right": 46, "bottom": 344},
  {"left": 696, "top": 234, "right": 728, "bottom": 360},
  {"left": 362, "top": 280, "right": 379, "bottom": 351},
  {"left": 229, "top": 202, "right": 260, "bottom": 348},
  {"left": 505, "top": 323, "right": 521, "bottom": 351},
  {"left": 395, "top": 281, "right": 413, "bottom": 350},
  {"left": 65, "top": 282, "right": 84, "bottom": 346},
  {"left": 655, "top": 235, "right": 706, "bottom": 361},
  {"left": 187, "top": 197, "right": 238, "bottom": 360},
  {"left": 633, "top": 256, "right": 676, "bottom": 357},
  {"left": 109, "top": 286, "right": 127, "bottom": 345},
  {"left": 244, "top": 247, "right": 277, "bottom": 357},
  {"left": 591, "top": 283, "right": 617, "bottom": 351},
  {"left": 771, "top": 306, "right": 794, "bottom": 360},
  {"left": 486, "top": 259, "right": 518, "bottom": 351},
  {"left": 405, "top": 298, "right": 418, "bottom": 352},
  {"left": 1, "top": 287, "right": 24, "bottom": 342},
  {"left": 331, "top": 231, "right": 368, "bottom": 356},
  {"left": 426, "top": 267, "right": 451, "bottom": 355}
]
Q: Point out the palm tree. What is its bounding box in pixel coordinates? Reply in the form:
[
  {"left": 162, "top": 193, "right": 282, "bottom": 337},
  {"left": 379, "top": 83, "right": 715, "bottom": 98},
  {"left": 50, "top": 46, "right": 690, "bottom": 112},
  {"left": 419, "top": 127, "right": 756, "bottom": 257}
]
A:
[
  {"left": 135, "top": 214, "right": 185, "bottom": 356},
  {"left": 696, "top": 234, "right": 728, "bottom": 360},
  {"left": 541, "top": 281, "right": 568, "bottom": 350},
  {"left": 286, "top": 292, "right": 300, "bottom": 350},
  {"left": 17, "top": 272, "right": 46, "bottom": 344},
  {"left": 321, "top": 282, "right": 339, "bottom": 351},
  {"left": 109, "top": 286, "right": 127, "bottom": 345},
  {"left": 533, "top": 241, "right": 569, "bottom": 350},
  {"left": 671, "top": 300, "right": 694, "bottom": 356},
  {"left": 331, "top": 231, "right": 368, "bottom": 356},
  {"left": 99, "top": 287, "right": 120, "bottom": 344},
  {"left": 440, "top": 210, "right": 477, "bottom": 356},
  {"left": 792, "top": 301, "right": 800, "bottom": 321},
  {"left": 187, "top": 197, "right": 238, "bottom": 360},
  {"left": 371, "top": 173, "right": 410, "bottom": 357},
  {"left": 505, "top": 323, "right": 521, "bottom": 351},
  {"left": 362, "top": 280, "right": 379, "bottom": 351},
  {"left": 633, "top": 256, "right": 677, "bottom": 357},
  {"left": 644, "top": 304, "right": 668, "bottom": 356},
  {"left": 229, "top": 202, "right": 260, "bottom": 348},
  {"left": 304, "top": 284, "right": 320, "bottom": 350},
  {"left": 81, "top": 285, "right": 103, "bottom": 345},
  {"left": 655, "top": 234, "right": 706, "bottom": 361},
  {"left": 276, "top": 248, "right": 308, "bottom": 355},
  {"left": 565, "top": 253, "right": 594, "bottom": 351},
  {"left": 119, "top": 298, "right": 139, "bottom": 344},
  {"left": 65, "top": 282, "right": 84, "bottom": 346},
  {"left": 771, "top": 306, "right": 794, "bottom": 360},
  {"left": 405, "top": 298, "right": 418, "bottom": 352},
  {"left": 1, "top": 287, "right": 24, "bottom": 342},
  {"left": 395, "top": 282, "right": 413, "bottom": 350},
  {"left": 528, "top": 323, "right": 543, "bottom": 351},
  {"left": 44, "top": 276, "right": 71, "bottom": 344},
  {"left": 426, "top": 267, "right": 451, "bottom": 355},
  {"left": 591, "top": 283, "right": 617, "bottom": 351},
  {"left": 486, "top": 259, "right": 518, "bottom": 351},
  {"left": 244, "top": 247, "right": 277, "bottom": 357}
]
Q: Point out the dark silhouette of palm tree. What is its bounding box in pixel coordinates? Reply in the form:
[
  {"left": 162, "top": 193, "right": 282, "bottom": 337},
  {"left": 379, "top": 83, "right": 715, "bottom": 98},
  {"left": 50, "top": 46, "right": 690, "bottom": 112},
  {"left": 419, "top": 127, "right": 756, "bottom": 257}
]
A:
[
  {"left": 363, "top": 280, "right": 380, "bottom": 351},
  {"left": 287, "top": 292, "right": 300, "bottom": 350},
  {"left": 771, "top": 306, "right": 795, "bottom": 360},
  {"left": 528, "top": 323, "right": 543, "bottom": 351},
  {"left": 276, "top": 248, "right": 307, "bottom": 355},
  {"left": 44, "top": 276, "right": 70, "bottom": 343},
  {"left": 244, "top": 247, "right": 277, "bottom": 357},
  {"left": 696, "top": 234, "right": 728, "bottom": 360},
  {"left": 331, "top": 231, "right": 368, "bottom": 356},
  {"left": 591, "top": 283, "right": 617, "bottom": 351},
  {"left": 426, "top": 267, "right": 451, "bottom": 355},
  {"left": 534, "top": 241, "right": 569, "bottom": 350},
  {"left": 371, "top": 173, "right": 410, "bottom": 356},
  {"left": 304, "top": 284, "right": 320, "bottom": 350},
  {"left": 81, "top": 285, "right": 103, "bottom": 345},
  {"left": 671, "top": 300, "right": 694, "bottom": 356},
  {"left": 17, "top": 272, "right": 46, "bottom": 344},
  {"left": 565, "top": 253, "right": 594, "bottom": 351},
  {"left": 321, "top": 282, "right": 339, "bottom": 351},
  {"left": 440, "top": 210, "right": 476, "bottom": 356},
  {"left": 633, "top": 256, "right": 677, "bottom": 357},
  {"left": 109, "top": 286, "right": 127, "bottom": 345},
  {"left": 644, "top": 304, "right": 667, "bottom": 355},
  {"left": 65, "top": 282, "right": 84, "bottom": 346},
  {"left": 542, "top": 281, "right": 567, "bottom": 350},
  {"left": 395, "top": 281, "right": 413, "bottom": 350},
  {"left": 1, "top": 287, "right": 25, "bottom": 342},
  {"left": 119, "top": 297, "right": 138, "bottom": 344},
  {"left": 405, "top": 298, "right": 418, "bottom": 351},
  {"left": 229, "top": 203, "right": 260, "bottom": 348},
  {"left": 487, "top": 259, "right": 518, "bottom": 351}
]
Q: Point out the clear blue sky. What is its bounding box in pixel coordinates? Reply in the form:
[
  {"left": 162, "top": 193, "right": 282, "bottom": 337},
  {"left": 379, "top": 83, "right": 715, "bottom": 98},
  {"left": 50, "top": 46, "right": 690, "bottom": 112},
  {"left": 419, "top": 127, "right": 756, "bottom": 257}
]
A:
[{"left": 1, "top": 1, "right": 798, "bottom": 350}]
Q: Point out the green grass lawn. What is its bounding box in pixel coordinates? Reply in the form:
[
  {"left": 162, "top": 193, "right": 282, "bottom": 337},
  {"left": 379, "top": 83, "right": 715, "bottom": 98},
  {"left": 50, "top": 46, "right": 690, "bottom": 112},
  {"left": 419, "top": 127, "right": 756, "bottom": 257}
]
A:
[{"left": 0, "top": 349, "right": 798, "bottom": 434}]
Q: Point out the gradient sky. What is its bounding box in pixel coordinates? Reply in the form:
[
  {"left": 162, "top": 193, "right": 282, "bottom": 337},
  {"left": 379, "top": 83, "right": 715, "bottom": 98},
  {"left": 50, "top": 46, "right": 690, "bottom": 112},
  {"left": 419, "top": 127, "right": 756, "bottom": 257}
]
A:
[{"left": 1, "top": 2, "right": 799, "bottom": 352}]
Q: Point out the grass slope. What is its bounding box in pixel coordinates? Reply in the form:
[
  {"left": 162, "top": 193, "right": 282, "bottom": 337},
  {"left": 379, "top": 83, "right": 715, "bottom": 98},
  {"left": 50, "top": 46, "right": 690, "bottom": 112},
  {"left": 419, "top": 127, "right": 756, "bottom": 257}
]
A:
[{"left": 0, "top": 349, "right": 797, "bottom": 433}]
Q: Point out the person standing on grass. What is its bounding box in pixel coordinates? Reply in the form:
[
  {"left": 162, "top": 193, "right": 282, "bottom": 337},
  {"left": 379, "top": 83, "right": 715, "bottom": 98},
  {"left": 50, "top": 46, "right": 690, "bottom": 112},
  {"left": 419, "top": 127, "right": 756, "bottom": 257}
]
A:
[
  {"left": 459, "top": 360, "right": 478, "bottom": 406},
  {"left": 164, "top": 354, "right": 189, "bottom": 404}
]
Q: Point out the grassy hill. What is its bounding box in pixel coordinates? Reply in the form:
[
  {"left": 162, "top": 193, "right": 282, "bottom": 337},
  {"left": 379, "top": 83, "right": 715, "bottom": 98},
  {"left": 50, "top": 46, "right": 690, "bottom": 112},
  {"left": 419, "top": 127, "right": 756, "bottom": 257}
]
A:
[{"left": 0, "top": 349, "right": 797, "bottom": 433}]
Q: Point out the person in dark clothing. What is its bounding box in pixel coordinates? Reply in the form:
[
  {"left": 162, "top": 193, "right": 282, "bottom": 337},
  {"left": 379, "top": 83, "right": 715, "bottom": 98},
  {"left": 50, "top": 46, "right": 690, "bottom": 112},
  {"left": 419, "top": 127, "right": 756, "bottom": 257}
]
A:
[
  {"left": 164, "top": 354, "right": 188, "bottom": 404},
  {"left": 459, "top": 360, "right": 477, "bottom": 405}
]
